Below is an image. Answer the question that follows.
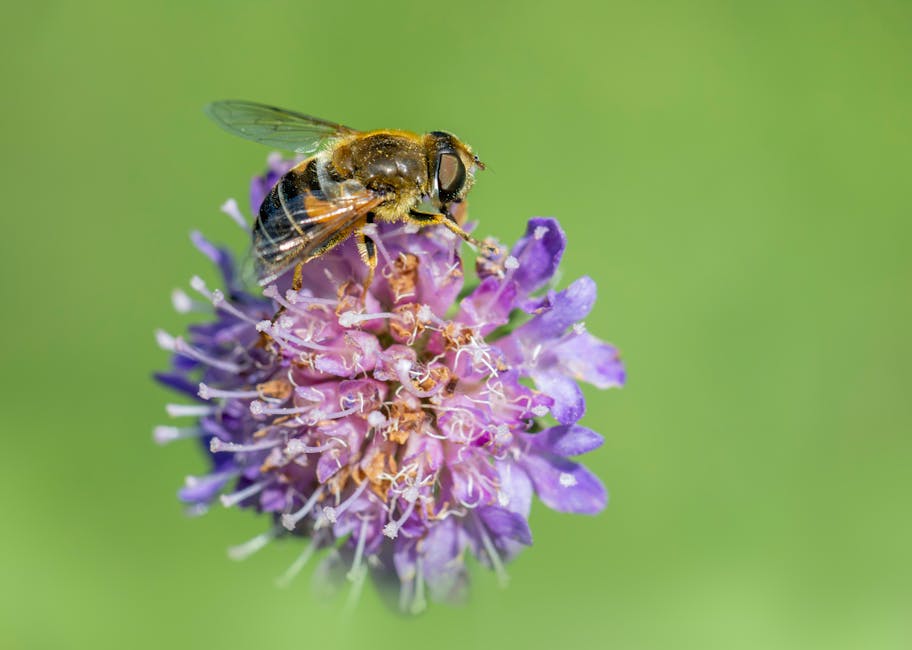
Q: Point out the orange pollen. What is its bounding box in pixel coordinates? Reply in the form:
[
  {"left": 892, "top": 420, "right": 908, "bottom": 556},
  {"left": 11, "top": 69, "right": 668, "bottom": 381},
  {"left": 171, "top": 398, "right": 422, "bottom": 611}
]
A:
[
  {"left": 388, "top": 253, "right": 419, "bottom": 302},
  {"left": 256, "top": 378, "right": 293, "bottom": 400},
  {"left": 390, "top": 303, "right": 426, "bottom": 342}
]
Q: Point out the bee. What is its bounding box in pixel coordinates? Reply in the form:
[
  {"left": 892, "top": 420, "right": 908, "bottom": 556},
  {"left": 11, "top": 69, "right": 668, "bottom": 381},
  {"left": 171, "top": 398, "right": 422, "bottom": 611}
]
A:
[{"left": 205, "top": 100, "right": 489, "bottom": 290}]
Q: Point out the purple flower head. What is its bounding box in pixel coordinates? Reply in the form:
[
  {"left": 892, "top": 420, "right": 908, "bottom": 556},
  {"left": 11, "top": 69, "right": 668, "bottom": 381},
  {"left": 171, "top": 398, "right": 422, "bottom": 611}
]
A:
[{"left": 156, "top": 157, "right": 625, "bottom": 613}]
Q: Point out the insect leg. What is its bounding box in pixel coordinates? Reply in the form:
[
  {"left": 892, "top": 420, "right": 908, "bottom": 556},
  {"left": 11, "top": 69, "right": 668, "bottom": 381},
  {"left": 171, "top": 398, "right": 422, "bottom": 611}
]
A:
[
  {"left": 292, "top": 261, "right": 306, "bottom": 291},
  {"left": 408, "top": 210, "right": 498, "bottom": 256},
  {"left": 356, "top": 226, "right": 377, "bottom": 299}
]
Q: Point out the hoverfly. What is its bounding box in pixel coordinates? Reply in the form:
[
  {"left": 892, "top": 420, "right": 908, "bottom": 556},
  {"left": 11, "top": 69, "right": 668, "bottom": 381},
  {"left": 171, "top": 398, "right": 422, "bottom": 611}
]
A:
[{"left": 206, "top": 100, "right": 489, "bottom": 290}]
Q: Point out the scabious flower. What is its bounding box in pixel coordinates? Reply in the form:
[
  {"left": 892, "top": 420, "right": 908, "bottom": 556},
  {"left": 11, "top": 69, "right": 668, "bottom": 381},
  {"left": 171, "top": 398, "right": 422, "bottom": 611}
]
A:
[{"left": 155, "top": 156, "right": 625, "bottom": 613}]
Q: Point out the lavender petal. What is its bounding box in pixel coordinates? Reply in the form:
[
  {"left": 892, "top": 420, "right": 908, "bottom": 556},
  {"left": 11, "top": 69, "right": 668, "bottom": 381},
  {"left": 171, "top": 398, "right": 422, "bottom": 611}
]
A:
[{"left": 522, "top": 453, "right": 608, "bottom": 515}]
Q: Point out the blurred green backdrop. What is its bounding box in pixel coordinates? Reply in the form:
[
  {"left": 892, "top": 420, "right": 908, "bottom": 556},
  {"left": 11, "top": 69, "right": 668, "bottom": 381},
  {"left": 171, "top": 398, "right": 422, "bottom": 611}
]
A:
[{"left": 1, "top": 1, "right": 910, "bottom": 648}]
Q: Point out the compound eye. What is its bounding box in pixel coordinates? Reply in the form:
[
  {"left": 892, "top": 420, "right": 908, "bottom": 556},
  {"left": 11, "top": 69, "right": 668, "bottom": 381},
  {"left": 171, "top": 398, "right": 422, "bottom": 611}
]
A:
[{"left": 437, "top": 152, "right": 466, "bottom": 197}]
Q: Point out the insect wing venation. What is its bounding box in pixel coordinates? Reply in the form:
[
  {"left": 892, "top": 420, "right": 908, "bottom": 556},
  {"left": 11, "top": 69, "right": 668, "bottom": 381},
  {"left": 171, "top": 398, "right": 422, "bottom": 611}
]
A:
[{"left": 205, "top": 100, "right": 359, "bottom": 155}]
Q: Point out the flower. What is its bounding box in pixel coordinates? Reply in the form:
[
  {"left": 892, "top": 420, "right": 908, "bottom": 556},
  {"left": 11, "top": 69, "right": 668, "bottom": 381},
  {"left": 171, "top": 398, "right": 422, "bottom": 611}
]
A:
[{"left": 155, "top": 158, "right": 625, "bottom": 613}]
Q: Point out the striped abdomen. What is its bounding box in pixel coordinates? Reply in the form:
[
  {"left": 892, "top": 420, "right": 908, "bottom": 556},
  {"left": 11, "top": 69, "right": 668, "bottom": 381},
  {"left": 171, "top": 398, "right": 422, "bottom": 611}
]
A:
[
  {"left": 251, "top": 157, "right": 382, "bottom": 281},
  {"left": 254, "top": 158, "right": 324, "bottom": 252}
]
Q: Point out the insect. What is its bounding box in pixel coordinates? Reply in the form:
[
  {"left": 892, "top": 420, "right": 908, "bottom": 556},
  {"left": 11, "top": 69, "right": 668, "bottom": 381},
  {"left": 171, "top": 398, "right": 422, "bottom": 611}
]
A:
[{"left": 205, "top": 100, "right": 491, "bottom": 291}]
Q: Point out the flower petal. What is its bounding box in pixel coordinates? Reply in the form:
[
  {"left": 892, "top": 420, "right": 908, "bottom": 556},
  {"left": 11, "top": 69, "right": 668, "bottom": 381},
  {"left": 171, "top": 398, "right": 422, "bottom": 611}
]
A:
[
  {"left": 553, "top": 333, "right": 626, "bottom": 389},
  {"left": 314, "top": 331, "right": 382, "bottom": 377},
  {"left": 521, "top": 453, "right": 607, "bottom": 514},
  {"left": 177, "top": 469, "right": 233, "bottom": 504},
  {"left": 413, "top": 242, "right": 464, "bottom": 316},
  {"left": 509, "top": 217, "right": 566, "bottom": 294},
  {"left": 259, "top": 486, "right": 286, "bottom": 512},
  {"left": 458, "top": 276, "right": 518, "bottom": 335},
  {"left": 316, "top": 447, "right": 350, "bottom": 483},
  {"left": 533, "top": 371, "right": 585, "bottom": 424},
  {"left": 525, "top": 424, "right": 604, "bottom": 457},
  {"left": 154, "top": 372, "right": 204, "bottom": 400},
  {"left": 517, "top": 276, "right": 597, "bottom": 341},
  {"left": 190, "top": 230, "right": 237, "bottom": 289},
  {"left": 478, "top": 506, "right": 533, "bottom": 546},
  {"left": 495, "top": 459, "right": 534, "bottom": 516},
  {"left": 422, "top": 518, "right": 470, "bottom": 604}
]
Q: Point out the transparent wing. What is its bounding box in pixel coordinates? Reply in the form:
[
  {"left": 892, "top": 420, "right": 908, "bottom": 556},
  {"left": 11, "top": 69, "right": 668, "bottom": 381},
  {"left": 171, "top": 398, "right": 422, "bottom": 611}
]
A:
[
  {"left": 253, "top": 189, "right": 383, "bottom": 285},
  {"left": 205, "top": 100, "right": 360, "bottom": 154}
]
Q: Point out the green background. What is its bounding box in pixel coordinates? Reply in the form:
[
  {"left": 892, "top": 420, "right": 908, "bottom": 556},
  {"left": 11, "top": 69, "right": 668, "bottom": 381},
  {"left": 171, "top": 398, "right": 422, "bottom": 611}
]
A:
[{"left": 2, "top": 1, "right": 909, "bottom": 648}]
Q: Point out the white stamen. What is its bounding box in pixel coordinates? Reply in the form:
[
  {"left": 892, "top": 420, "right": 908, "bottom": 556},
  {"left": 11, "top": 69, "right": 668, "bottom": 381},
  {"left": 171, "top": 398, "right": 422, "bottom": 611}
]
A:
[
  {"left": 533, "top": 225, "right": 549, "bottom": 240},
  {"left": 504, "top": 255, "right": 519, "bottom": 270},
  {"left": 371, "top": 232, "right": 396, "bottom": 268},
  {"left": 184, "top": 503, "right": 210, "bottom": 517},
  {"left": 173, "top": 337, "right": 244, "bottom": 373},
  {"left": 383, "top": 498, "right": 417, "bottom": 539},
  {"left": 338, "top": 312, "right": 358, "bottom": 328},
  {"left": 251, "top": 398, "right": 324, "bottom": 418},
  {"left": 457, "top": 475, "right": 484, "bottom": 509},
  {"left": 260, "top": 321, "right": 334, "bottom": 352},
  {"left": 284, "top": 290, "right": 337, "bottom": 307},
  {"left": 166, "top": 403, "right": 215, "bottom": 418},
  {"left": 210, "top": 438, "right": 281, "bottom": 454},
  {"left": 155, "top": 329, "right": 176, "bottom": 351},
  {"left": 281, "top": 487, "right": 323, "bottom": 530},
  {"left": 220, "top": 198, "right": 249, "bottom": 230},
  {"left": 153, "top": 425, "right": 202, "bottom": 444},
  {"left": 294, "top": 385, "right": 325, "bottom": 402},
  {"left": 559, "top": 472, "right": 578, "bottom": 487},
  {"left": 220, "top": 480, "right": 268, "bottom": 508},
  {"left": 197, "top": 383, "right": 261, "bottom": 401},
  {"left": 453, "top": 335, "right": 499, "bottom": 377},
  {"left": 403, "top": 484, "right": 420, "bottom": 503},
  {"left": 493, "top": 423, "right": 513, "bottom": 446},
  {"left": 183, "top": 467, "right": 240, "bottom": 489},
  {"left": 416, "top": 304, "right": 433, "bottom": 323},
  {"left": 476, "top": 517, "right": 510, "bottom": 588},
  {"left": 410, "top": 556, "right": 427, "bottom": 615},
  {"left": 531, "top": 405, "right": 549, "bottom": 417},
  {"left": 316, "top": 407, "right": 354, "bottom": 422},
  {"left": 344, "top": 555, "right": 369, "bottom": 616},
  {"left": 394, "top": 359, "right": 440, "bottom": 398},
  {"left": 321, "top": 480, "right": 370, "bottom": 524},
  {"left": 189, "top": 275, "right": 211, "bottom": 299},
  {"left": 347, "top": 519, "right": 370, "bottom": 581},
  {"left": 398, "top": 568, "right": 415, "bottom": 612},
  {"left": 572, "top": 322, "right": 587, "bottom": 335},
  {"left": 171, "top": 289, "right": 196, "bottom": 313},
  {"left": 227, "top": 527, "right": 277, "bottom": 560},
  {"left": 338, "top": 310, "right": 399, "bottom": 328},
  {"left": 276, "top": 535, "right": 321, "bottom": 587},
  {"left": 208, "top": 289, "right": 258, "bottom": 324},
  {"left": 367, "top": 410, "right": 387, "bottom": 428}
]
